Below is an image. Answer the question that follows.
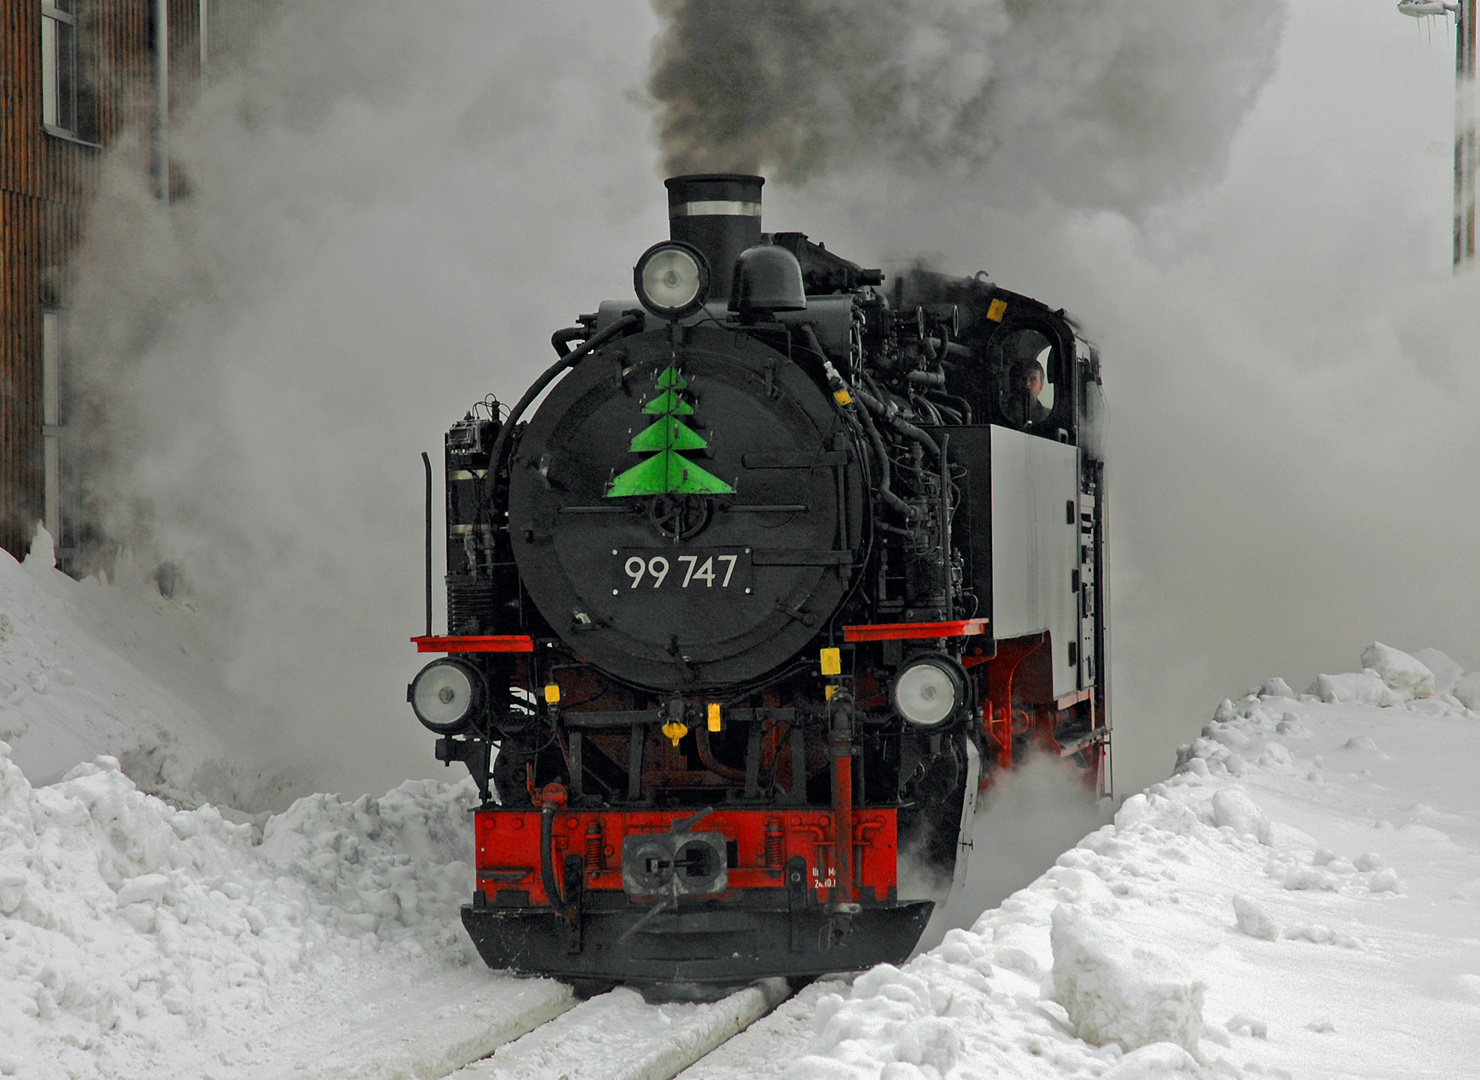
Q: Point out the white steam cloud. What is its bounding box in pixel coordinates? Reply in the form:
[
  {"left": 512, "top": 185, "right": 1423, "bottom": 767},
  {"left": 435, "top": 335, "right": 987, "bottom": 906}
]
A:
[
  {"left": 906, "top": 754, "right": 1111, "bottom": 954},
  {"left": 65, "top": 3, "right": 668, "bottom": 804},
  {"left": 59, "top": 0, "right": 1479, "bottom": 817}
]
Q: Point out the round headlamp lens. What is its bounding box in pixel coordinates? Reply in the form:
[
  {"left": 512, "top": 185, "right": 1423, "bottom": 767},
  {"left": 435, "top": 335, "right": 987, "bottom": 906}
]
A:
[
  {"left": 635, "top": 243, "right": 710, "bottom": 318},
  {"left": 410, "top": 659, "right": 481, "bottom": 734},
  {"left": 894, "top": 660, "right": 960, "bottom": 728}
]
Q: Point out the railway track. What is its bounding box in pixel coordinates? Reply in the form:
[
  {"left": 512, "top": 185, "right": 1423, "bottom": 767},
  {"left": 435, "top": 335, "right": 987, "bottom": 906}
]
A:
[
  {"left": 229, "top": 970, "right": 801, "bottom": 1080},
  {"left": 456, "top": 978, "right": 792, "bottom": 1080}
]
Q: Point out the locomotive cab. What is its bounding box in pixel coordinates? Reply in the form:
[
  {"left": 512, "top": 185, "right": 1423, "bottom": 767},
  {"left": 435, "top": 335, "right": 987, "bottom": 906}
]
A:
[{"left": 408, "top": 175, "right": 1110, "bottom": 991}]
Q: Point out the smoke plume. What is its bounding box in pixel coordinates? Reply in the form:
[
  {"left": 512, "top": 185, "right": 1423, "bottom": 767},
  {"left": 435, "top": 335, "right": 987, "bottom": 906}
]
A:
[{"left": 649, "top": 0, "right": 1284, "bottom": 212}]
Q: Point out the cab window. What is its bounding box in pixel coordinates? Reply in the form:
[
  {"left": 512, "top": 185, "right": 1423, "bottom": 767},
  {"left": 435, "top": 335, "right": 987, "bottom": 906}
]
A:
[{"left": 992, "top": 327, "right": 1058, "bottom": 431}]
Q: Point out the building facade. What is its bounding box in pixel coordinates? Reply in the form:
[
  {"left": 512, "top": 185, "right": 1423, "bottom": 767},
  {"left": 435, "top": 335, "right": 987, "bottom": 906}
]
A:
[{"left": 1, "top": 0, "right": 204, "bottom": 567}]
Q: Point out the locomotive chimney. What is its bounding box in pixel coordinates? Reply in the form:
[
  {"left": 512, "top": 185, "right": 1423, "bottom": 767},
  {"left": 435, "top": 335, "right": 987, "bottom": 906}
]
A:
[{"left": 665, "top": 174, "right": 764, "bottom": 304}]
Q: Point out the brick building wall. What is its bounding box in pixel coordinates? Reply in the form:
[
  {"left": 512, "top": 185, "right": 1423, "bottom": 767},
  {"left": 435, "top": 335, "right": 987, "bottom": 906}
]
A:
[{"left": 0, "top": 0, "right": 202, "bottom": 565}]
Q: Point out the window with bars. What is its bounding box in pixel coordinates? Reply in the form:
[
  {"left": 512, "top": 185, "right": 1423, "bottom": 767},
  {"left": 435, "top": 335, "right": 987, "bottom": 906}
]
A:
[{"left": 41, "top": 1, "right": 80, "bottom": 137}]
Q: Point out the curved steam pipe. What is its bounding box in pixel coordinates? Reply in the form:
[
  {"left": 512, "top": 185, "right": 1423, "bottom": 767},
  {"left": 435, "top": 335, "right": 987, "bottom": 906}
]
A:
[
  {"left": 540, "top": 803, "right": 570, "bottom": 915},
  {"left": 696, "top": 723, "right": 747, "bottom": 781},
  {"left": 550, "top": 325, "right": 587, "bottom": 359},
  {"left": 852, "top": 385, "right": 942, "bottom": 459},
  {"left": 485, "top": 311, "right": 643, "bottom": 506}
]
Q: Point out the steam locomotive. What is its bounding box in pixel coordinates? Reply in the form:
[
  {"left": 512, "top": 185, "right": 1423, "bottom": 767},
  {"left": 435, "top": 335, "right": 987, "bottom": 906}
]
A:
[{"left": 407, "top": 175, "right": 1110, "bottom": 991}]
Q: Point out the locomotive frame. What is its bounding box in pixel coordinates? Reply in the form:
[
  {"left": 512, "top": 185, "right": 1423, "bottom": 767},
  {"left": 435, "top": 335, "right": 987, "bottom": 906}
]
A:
[{"left": 408, "top": 174, "right": 1110, "bottom": 991}]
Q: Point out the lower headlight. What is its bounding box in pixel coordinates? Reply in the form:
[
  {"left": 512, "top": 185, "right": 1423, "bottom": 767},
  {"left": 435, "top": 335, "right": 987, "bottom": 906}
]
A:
[
  {"left": 893, "top": 657, "right": 963, "bottom": 728},
  {"left": 410, "top": 658, "right": 484, "bottom": 735}
]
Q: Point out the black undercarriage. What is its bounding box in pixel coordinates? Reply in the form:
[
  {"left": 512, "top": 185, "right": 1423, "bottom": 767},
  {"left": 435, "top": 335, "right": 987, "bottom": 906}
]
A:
[{"left": 462, "top": 887, "right": 934, "bottom": 986}]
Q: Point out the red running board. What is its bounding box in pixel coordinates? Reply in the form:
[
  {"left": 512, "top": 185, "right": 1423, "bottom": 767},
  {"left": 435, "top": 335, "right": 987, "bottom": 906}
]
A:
[
  {"left": 842, "top": 618, "right": 988, "bottom": 642},
  {"left": 412, "top": 635, "right": 534, "bottom": 653}
]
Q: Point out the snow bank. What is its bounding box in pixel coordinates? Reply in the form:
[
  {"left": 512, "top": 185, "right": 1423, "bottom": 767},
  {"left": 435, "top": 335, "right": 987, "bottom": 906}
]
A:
[
  {"left": 1412, "top": 649, "right": 1463, "bottom": 696},
  {"left": 1358, "top": 642, "right": 1434, "bottom": 700},
  {"left": 7, "top": 538, "right": 1480, "bottom": 1080},
  {"left": 795, "top": 964, "right": 966, "bottom": 1079},
  {"left": 1258, "top": 677, "right": 1295, "bottom": 699},
  {"left": 1307, "top": 671, "right": 1404, "bottom": 708},
  {"left": 1308, "top": 642, "right": 1453, "bottom": 708},
  {"left": 1049, "top": 905, "right": 1206, "bottom": 1053},
  {"left": 0, "top": 739, "right": 480, "bottom": 1080},
  {"left": 1231, "top": 894, "right": 1278, "bottom": 940},
  {"left": 0, "top": 535, "right": 286, "bottom": 809},
  {"left": 776, "top": 645, "right": 1480, "bottom": 1079},
  {"left": 1453, "top": 673, "right": 1480, "bottom": 712},
  {"left": 1209, "top": 788, "right": 1272, "bottom": 842}
]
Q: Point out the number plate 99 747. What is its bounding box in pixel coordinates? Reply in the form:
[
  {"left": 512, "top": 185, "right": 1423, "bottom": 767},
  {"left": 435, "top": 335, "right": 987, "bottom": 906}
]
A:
[{"left": 613, "top": 548, "right": 752, "bottom": 592}]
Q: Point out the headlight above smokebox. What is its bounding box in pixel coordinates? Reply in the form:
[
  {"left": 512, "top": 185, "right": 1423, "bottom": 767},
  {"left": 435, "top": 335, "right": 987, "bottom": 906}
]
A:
[
  {"left": 634, "top": 241, "right": 711, "bottom": 320},
  {"left": 409, "top": 657, "right": 485, "bottom": 735},
  {"left": 892, "top": 655, "right": 966, "bottom": 730}
]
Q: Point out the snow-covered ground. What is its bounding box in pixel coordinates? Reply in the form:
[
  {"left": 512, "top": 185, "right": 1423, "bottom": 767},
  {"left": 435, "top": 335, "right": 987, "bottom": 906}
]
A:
[
  {"left": 694, "top": 659, "right": 1480, "bottom": 1079},
  {"left": 3, "top": 540, "right": 1479, "bottom": 1079},
  {"left": 0, "top": 532, "right": 296, "bottom": 812}
]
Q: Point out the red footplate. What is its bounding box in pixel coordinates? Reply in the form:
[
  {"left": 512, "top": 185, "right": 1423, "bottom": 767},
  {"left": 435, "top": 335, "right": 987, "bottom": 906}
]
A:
[{"left": 474, "top": 806, "right": 898, "bottom": 907}]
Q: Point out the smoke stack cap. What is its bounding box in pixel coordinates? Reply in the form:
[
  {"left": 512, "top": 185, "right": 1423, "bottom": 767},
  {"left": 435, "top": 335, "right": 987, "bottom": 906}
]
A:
[
  {"left": 666, "top": 174, "right": 764, "bottom": 220},
  {"left": 729, "top": 245, "right": 807, "bottom": 317}
]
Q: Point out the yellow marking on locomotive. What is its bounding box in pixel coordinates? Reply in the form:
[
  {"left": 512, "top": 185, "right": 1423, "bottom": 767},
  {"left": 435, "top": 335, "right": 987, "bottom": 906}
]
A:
[
  {"left": 820, "top": 647, "right": 842, "bottom": 676},
  {"left": 832, "top": 388, "right": 852, "bottom": 407},
  {"left": 824, "top": 684, "right": 839, "bottom": 700},
  {"left": 544, "top": 684, "right": 561, "bottom": 705},
  {"left": 987, "top": 298, "right": 1008, "bottom": 322},
  {"left": 707, "top": 703, "right": 722, "bottom": 732},
  {"left": 662, "top": 720, "right": 689, "bottom": 747}
]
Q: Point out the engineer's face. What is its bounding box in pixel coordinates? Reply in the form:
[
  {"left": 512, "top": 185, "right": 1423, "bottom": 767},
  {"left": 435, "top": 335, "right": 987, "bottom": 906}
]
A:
[{"left": 1023, "top": 370, "right": 1043, "bottom": 399}]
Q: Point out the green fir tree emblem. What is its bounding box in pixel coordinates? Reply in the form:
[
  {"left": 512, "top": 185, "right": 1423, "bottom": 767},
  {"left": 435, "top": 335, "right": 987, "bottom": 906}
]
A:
[{"left": 606, "top": 366, "right": 734, "bottom": 497}]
